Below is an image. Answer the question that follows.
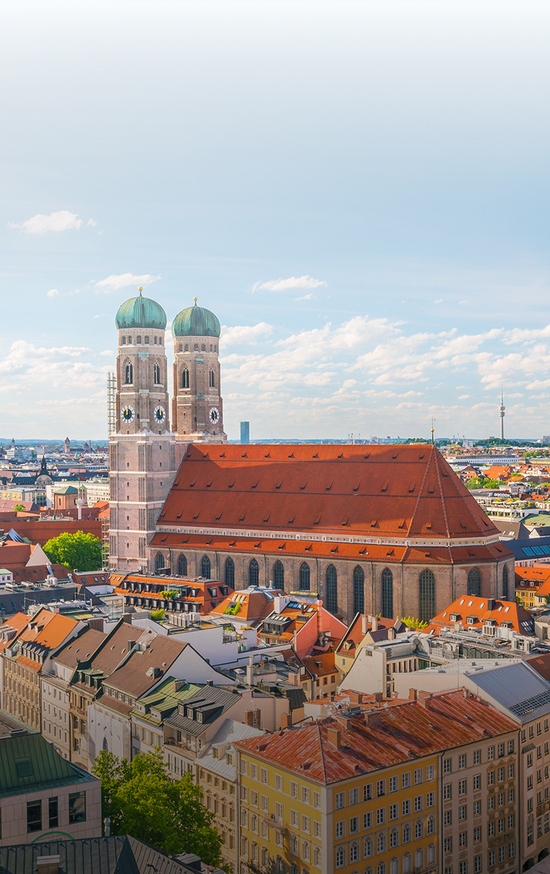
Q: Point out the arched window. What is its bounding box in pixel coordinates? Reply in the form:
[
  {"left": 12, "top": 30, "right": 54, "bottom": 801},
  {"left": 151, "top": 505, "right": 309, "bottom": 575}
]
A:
[
  {"left": 467, "top": 567, "right": 481, "bottom": 597},
  {"left": 249, "top": 558, "right": 259, "bottom": 586},
  {"left": 299, "top": 562, "right": 310, "bottom": 591},
  {"left": 414, "top": 849, "right": 424, "bottom": 869},
  {"left": 153, "top": 362, "right": 161, "bottom": 384},
  {"left": 177, "top": 553, "right": 187, "bottom": 576},
  {"left": 145, "top": 335, "right": 149, "bottom": 344},
  {"left": 427, "top": 844, "right": 436, "bottom": 863},
  {"left": 353, "top": 566, "right": 365, "bottom": 614},
  {"left": 200, "top": 555, "right": 211, "bottom": 579},
  {"left": 503, "top": 564, "right": 509, "bottom": 600},
  {"left": 326, "top": 564, "right": 338, "bottom": 614},
  {"left": 137, "top": 335, "right": 142, "bottom": 344},
  {"left": 225, "top": 557, "right": 235, "bottom": 587},
  {"left": 402, "top": 853, "right": 412, "bottom": 874},
  {"left": 209, "top": 368, "right": 215, "bottom": 388},
  {"left": 419, "top": 569, "right": 435, "bottom": 623},
  {"left": 272, "top": 560, "right": 284, "bottom": 588},
  {"left": 122, "top": 337, "right": 126, "bottom": 345},
  {"left": 427, "top": 815, "right": 435, "bottom": 835},
  {"left": 154, "top": 336, "right": 157, "bottom": 345},
  {"left": 124, "top": 361, "right": 133, "bottom": 384},
  {"left": 389, "top": 827, "right": 398, "bottom": 848},
  {"left": 381, "top": 567, "right": 394, "bottom": 619},
  {"left": 201, "top": 344, "right": 206, "bottom": 351},
  {"left": 158, "top": 336, "right": 163, "bottom": 346},
  {"left": 194, "top": 344, "right": 199, "bottom": 351},
  {"left": 390, "top": 860, "right": 399, "bottom": 874},
  {"left": 155, "top": 552, "right": 165, "bottom": 572},
  {"left": 127, "top": 336, "right": 132, "bottom": 344},
  {"left": 181, "top": 368, "right": 189, "bottom": 389},
  {"left": 377, "top": 864, "right": 386, "bottom": 874}
]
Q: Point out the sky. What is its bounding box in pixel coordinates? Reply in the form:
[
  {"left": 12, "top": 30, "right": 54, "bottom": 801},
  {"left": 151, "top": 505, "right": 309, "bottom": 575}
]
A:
[{"left": 2, "top": 0, "right": 550, "bottom": 441}]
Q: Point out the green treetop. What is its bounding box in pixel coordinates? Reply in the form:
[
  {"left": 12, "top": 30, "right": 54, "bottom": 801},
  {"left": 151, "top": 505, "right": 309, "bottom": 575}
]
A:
[{"left": 43, "top": 530, "right": 102, "bottom": 572}]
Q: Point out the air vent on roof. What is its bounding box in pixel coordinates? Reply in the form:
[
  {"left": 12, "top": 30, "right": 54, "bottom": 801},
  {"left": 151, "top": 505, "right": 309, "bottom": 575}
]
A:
[
  {"left": 301, "top": 482, "right": 307, "bottom": 490},
  {"left": 381, "top": 483, "right": 388, "bottom": 492},
  {"left": 313, "top": 452, "right": 318, "bottom": 458},
  {"left": 288, "top": 517, "right": 295, "bottom": 525},
  {"left": 216, "top": 514, "right": 222, "bottom": 521},
  {"left": 190, "top": 481, "right": 196, "bottom": 487},
  {"left": 342, "top": 518, "right": 349, "bottom": 526},
  {"left": 193, "top": 514, "right": 199, "bottom": 520},
  {"left": 263, "top": 515, "right": 270, "bottom": 523},
  {"left": 239, "top": 515, "right": 246, "bottom": 522},
  {"left": 364, "top": 453, "right": 369, "bottom": 458},
  {"left": 331, "top": 546, "right": 338, "bottom": 553},
  {"left": 251, "top": 481, "right": 258, "bottom": 489},
  {"left": 426, "top": 523, "right": 431, "bottom": 530},
  {"left": 176, "top": 512, "right": 183, "bottom": 519},
  {"left": 353, "top": 483, "right": 360, "bottom": 491},
  {"left": 241, "top": 452, "right": 247, "bottom": 458},
  {"left": 338, "top": 452, "right": 343, "bottom": 458},
  {"left": 313, "top": 517, "right": 320, "bottom": 526},
  {"left": 398, "top": 520, "right": 406, "bottom": 529},
  {"left": 371, "top": 519, "right": 377, "bottom": 527},
  {"left": 206, "top": 480, "right": 213, "bottom": 488},
  {"left": 228, "top": 480, "right": 235, "bottom": 488},
  {"left": 264, "top": 452, "right": 270, "bottom": 458},
  {"left": 288, "top": 452, "right": 294, "bottom": 458},
  {"left": 392, "top": 453, "right": 397, "bottom": 459},
  {"left": 275, "top": 482, "right": 282, "bottom": 489},
  {"left": 278, "top": 543, "right": 286, "bottom": 550},
  {"left": 419, "top": 454, "right": 424, "bottom": 459},
  {"left": 220, "top": 452, "right": 225, "bottom": 457},
  {"left": 326, "top": 483, "right": 332, "bottom": 491},
  {"left": 304, "top": 544, "right": 312, "bottom": 551}
]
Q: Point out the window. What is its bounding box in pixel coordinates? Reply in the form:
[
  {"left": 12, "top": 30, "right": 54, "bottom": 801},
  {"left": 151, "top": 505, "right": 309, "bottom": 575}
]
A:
[
  {"left": 353, "top": 566, "right": 365, "bottom": 614},
  {"left": 468, "top": 568, "right": 481, "bottom": 596},
  {"left": 377, "top": 833, "right": 386, "bottom": 853},
  {"left": 426, "top": 764, "right": 435, "bottom": 781},
  {"left": 325, "top": 564, "right": 338, "bottom": 614},
  {"left": 27, "top": 801, "right": 41, "bottom": 833},
  {"left": 49, "top": 797, "right": 58, "bottom": 828},
  {"left": 444, "top": 810, "right": 452, "bottom": 825},
  {"left": 443, "top": 758, "right": 451, "bottom": 774},
  {"left": 209, "top": 368, "right": 215, "bottom": 388},
  {"left": 487, "top": 770, "right": 495, "bottom": 786},
  {"left": 69, "top": 792, "right": 86, "bottom": 824},
  {"left": 427, "top": 816, "right": 435, "bottom": 835},
  {"left": 335, "top": 821, "right": 345, "bottom": 838},
  {"left": 497, "top": 766, "right": 505, "bottom": 783},
  {"left": 444, "top": 783, "right": 452, "bottom": 800},
  {"left": 402, "top": 824, "right": 411, "bottom": 843},
  {"left": 473, "top": 749, "right": 481, "bottom": 765},
  {"left": 364, "top": 836, "right": 373, "bottom": 856},
  {"left": 334, "top": 791, "right": 345, "bottom": 809},
  {"left": 381, "top": 567, "right": 394, "bottom": 618},
  {"left": 488, "top": 745, "right": 495, "bottom": 760},
  {"left": 350, "top": 816, "right": 359, "bottom": 833},
  {"left": 402, "top": 772, "right": 411, "bottom": 788},
  {"left": 273, "top": 560, "right": 284, "bottom": 588},
  {"left": 459, "top": 863, "right": 467, "bottom": 874},
  {"left": 488, "top": 822, "right": 495, "bottom": 837},
  {"left": 403, "top": 799, "right": 411, "bottom": 816},
  {"left": 414, "top": 795, "right": 423, "bottom": 812},
  {"left": 426, "top": 791, "right": 435, "bottom": 808},
  {"left": 488, "top": 796, "right": 495, "bottom": 811},
  {"left": 389, "top": 803, "right": 398, "bottom": 820},
  {"left": 349, "top": 787, "right": 358, "bottom": 805},
  {"left": 459, "top": 779, "right": 467, "bottom": 795},
  {"left": 389, "top": 828, "right": 398, "bottom": 848},
  {"left": 509, "top": 842, "right": 515, "bottom": 859},
  {"left": 181, "top": 367, "right": 189, "bottom": 389},
  {"left": 444, "top": 838, "right": 452, "bottom": 853},
  {"left": 389, "top": 776, "right": 398, "bottom": 793},
  {"left": 414, "top": 821, "right": 423, "bottom": 839},
  {"left": 376, "top": 779, "right": 386, "bottom": 797},
  {"left": 245, "top": 558, "right": 258, "bottom": 586},
  {"left": 177, "top": 553, "right": 187, "bottom": 576},
  {"left": 458, "top": 754, "right": 466, "bottom": 769},
  {"left": 363, "top": 783, "right": 373, "bottom": 801},
  {"left": 419, "top": 568, "right": 435, "bottom": 622},
  {"left": 488, "top": 850, "right": 495, "bottom": 866},
  {"left": 414, "top": 768, "right": 423, "bottom": 784},
  {"left": 502, "top": 564, "right": 509, "bottom": 599},
  {"left": 473, "top": 801, "right": 481, "bottom": 816},
  {"left": 473, "top": 774, "right": 480, "bottom": 790},
  {"left": 153, "top": 362, "right": 161, "bottom": 384},
  {"left": 349, "top": 842, "right": 359, "bottom": 863},
  {"left": 155, "top": 552, "right": 165, "bottom": 572},
  {"left": 376, "top": 808, "right": 386, "bottom": 825},
  {"left": 508, "top": 763, "right": 514, "bottom": 779},
  {"left": 363, "top": 812, "right": 372, "bottom": 829},
  {"left": 299, "top": 562, "right": 310, "bottom": 591},
  {"left": 459, "top": 832, "right": 467, "bottom": 847},
  {"left": 335, "top": 847, "right": 345, "bottom": 868},
  {"left": 124, "top": 361, "right": 133, "bottom": 384},
  {"left": 224, "top": 557, "right": 235, "bottom": 587},
  {"left": 459, "top": 805, "right": 467, "bottom": 821}
]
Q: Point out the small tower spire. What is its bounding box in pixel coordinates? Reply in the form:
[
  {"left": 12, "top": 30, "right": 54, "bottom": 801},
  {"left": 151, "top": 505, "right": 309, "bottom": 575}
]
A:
[
  {"left": 500, "top": 387, "right": 505, "bottom": 441},
  {"left": 193, "top": 296, "right": 198, "bottom": 306},
  {"left": 138, "top": 286, "right": 143, "bottom": 297}
]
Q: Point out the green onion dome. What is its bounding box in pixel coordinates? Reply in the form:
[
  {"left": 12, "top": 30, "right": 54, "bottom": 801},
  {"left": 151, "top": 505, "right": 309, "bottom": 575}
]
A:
[
  {"left": 115, "top": 288, "right": 167, "bottom": 330},
  {"left": 172, "top": 298, "right": 221, "bottom": 338}
]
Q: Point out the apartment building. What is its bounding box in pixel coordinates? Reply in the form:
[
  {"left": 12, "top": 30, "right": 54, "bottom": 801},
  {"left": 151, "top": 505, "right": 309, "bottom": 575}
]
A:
[{"left": 235, "top": 690, "right": 518, "bottom": 874}]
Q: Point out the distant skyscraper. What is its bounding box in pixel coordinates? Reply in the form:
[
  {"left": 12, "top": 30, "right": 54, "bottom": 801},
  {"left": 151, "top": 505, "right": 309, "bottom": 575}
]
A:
[
  {"left": 240, "top": 421, "right": 250, "bottom": 444},
  {"left": 500, "top": 389, "right": 505, "bottom": 440}
]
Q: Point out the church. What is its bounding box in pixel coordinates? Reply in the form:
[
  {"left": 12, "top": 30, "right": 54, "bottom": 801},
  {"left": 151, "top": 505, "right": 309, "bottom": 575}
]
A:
[{"left": 109, "top": 290, "right": 513, "bottom": 623}]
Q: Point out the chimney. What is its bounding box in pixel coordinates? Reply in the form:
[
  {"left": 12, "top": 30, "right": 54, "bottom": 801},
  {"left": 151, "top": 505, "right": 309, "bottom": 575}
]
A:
[
  {"left": 246, "top": 659, "right": 254, "bottom": 687},
  {"left": 487, "top": 598, "right": 495, "bottom": 612},
  {"left": 388, "top": 627, "right": 396, "bottom": 641},
  {"left": 370, "top": 615, "right": 378, "bottom": 632},
  {"left": 280, "top": 712, "right": 292, "bottom": 729},
  {"left": 327, "top": 726, "right": 341, "bottom": 749},
  {"left": 409, "top": 688, "right": 417, "bottom": 701},
  {"left": 374, "top": 692, "right": 383, "bottom": 702},
  {"left": 365, "top": 709, "right": 383, "bottom": 726},
  {"left": 37, "top": 857, "right": 60, "bottom": 874},
  {"left": 174, "top": 679, "right": 187, "bottom": 692},
  {"left": 418, "top": 690, "right": 432, "bottom": 707},
  {"left": 361, "top": 614, "right": 368, "bottom": 634},
  {"left": 348, "top": 690, "right": 361, "bottom": 704}
]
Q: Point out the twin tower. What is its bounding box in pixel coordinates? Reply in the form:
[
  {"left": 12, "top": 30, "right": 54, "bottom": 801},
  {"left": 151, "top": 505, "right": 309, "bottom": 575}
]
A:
[{"left": 109, "top": 288, "right": 226, "bottom": 572}]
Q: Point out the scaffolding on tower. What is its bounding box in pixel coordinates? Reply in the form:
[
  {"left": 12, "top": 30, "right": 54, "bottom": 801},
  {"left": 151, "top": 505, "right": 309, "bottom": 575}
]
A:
[{"left": 107, "top": 373, "right": 116, "bottom": 435}]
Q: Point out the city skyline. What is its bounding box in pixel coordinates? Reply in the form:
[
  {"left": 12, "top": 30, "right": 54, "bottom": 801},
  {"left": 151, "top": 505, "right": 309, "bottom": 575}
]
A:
[{"left": 2, "top": 1, "right": 550, "bottom": 439}]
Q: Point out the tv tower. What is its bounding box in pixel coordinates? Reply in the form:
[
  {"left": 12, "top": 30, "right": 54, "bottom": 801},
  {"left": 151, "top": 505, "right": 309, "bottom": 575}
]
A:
[{"left": 499, "top": 388, "right": 505, "bottom": 440}]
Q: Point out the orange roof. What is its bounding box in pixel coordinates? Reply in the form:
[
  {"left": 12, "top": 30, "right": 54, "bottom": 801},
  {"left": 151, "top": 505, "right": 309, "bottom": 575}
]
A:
[
  {"left": 16, "top": 608, "right": 79, "bottom": 650},
  {"left": 157, "top": 444, "right": 501, "bottom": 543},
  {"left": 302, "top": 652, "right": 336, "bottom": 677},
  {"left": 210, "top": 588, "right": 285, "bottom": 624},
  {"left": 426, "top": 595, "right": 534, "bottom": 636},
  {"left": 0, "top": 612, "right": 29, "bottom": 652},
  {"left": 235, "top": 690, "right": 517, "bottom": 784},
  {"left": 515, "top": 565, "right": 550, "bottom": 586}
]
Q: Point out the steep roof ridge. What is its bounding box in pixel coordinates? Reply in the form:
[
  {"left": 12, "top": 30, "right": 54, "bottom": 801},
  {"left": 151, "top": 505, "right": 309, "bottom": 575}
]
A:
[
  {"left": 438, "top": 451, "right": 488, "bottom": 538},
  {"left": 405, "top": 447, "right": 434, "bottom": 538},
  {"left": 434, "top": 449, "right": 451, "bottom": 539}
]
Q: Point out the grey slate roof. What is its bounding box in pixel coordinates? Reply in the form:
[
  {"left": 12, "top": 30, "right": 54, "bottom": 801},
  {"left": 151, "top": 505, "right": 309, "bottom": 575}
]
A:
[
  {"left": 165, "top": 686, "right": 238, "bottom": 736},
  {"left": 466, "top": 661, "right": 550, "bottom": 723},
  {"left": 505, "top": 536, "right": 550, "bottom": 560},
  {"left": 0, "top": 835, "right": 216, "bottom": 874}
]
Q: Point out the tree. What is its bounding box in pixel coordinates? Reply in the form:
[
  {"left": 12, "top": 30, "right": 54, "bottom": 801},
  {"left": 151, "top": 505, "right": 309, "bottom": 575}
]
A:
[
  {"left": 13, "top": 503, "right": 26, "bottom": 512},
  {"left": 43, "top": 530, "right": 102, "bottom": 571},
  {"left": 92, "top": 749, "right": 225, "bottom": 867}
]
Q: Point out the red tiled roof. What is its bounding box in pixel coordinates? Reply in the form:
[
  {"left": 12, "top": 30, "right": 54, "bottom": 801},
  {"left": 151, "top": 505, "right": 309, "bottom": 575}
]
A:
[
  {"left": 426, "top": 595, "right": 533, "bottom": 636},
  {"left": 157, "top": 444, "right": 500, "bottom": 542},
  {"left": 527, "top": 654, "right": 550, "bottom": 683},
  {"left": 235, "top": 690, "right": 517, "bottom": 784}
]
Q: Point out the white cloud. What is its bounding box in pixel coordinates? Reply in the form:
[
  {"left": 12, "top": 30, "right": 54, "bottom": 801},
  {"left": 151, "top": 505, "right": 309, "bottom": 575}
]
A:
[
  {"left": 221, "top": 323, "right": 273, "bottom": 346},
  {"left": 251, "top": 275, "right": 327, "bottom": 293},
  {"left": 46, "top": 289, "right": 59, "bottom": 298},
  {"left": 434, "top": 299, "right": 443, "bottom": 304},
  {"left": 94, "top": 273, "right": 160, "bottom": 294},
  {"left": 294, "top": 293, "right": 317, "bottom": 301},
  {"left": 458, "top": 394, "right": 470, "bottom": 399},
  {"left": 8, "top": 210, "right": 85, "bottom": 235},
  {"left": 87, "top": 218, "right": 97, "bottom": 227}
]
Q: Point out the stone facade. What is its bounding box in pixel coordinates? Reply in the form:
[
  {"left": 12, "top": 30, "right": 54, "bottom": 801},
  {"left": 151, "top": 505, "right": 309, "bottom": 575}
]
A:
[{"left": 172, "top": 333, "right": 225, "bottom": 442}]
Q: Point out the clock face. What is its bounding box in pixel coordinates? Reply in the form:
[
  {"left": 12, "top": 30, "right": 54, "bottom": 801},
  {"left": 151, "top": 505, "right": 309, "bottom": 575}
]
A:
[
  {"left": 121, "top": 405, "right": 135, "bottom": 423},
  {"left": 154, "top": 405, "right": 166, "bottom": 424},
  {"left": 209, "top": 406, "right": 220, "bottom": 424}
]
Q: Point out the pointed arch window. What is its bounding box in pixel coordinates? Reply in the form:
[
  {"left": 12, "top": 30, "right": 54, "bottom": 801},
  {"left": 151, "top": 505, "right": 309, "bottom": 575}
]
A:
[
  {"left": 177, "top": 553, "right": 187, "bottom": 576},
  {"left": 467, "top": 567, "right": 481, "bottom": 597},
  {"left": 225, "top": 557, "right": 235, "bottom": 587},
  {"left": 209, "top": 368, "right": 215, "bottom": 388},
  {"left": 419, "top": 569, "right": 435, "bottom": 623},
  {"left": 381, "top": 567, "right": 394, "bottom": 619},
  {"left": 273, "top": 560, "right": 284, "bottom": 588},
  {"left": 249, "top": 558, "right": 259, "bottom": 586},
  {"left": 353, "top": 566, "right": 365, "bottom": 615},
  {"left": 155, "top": 552, "right": 165, "bottom": 572},
  {"left": 153, "top": 362, "right": 161, "bottom": 384},
  {"left": 200, "top": 555, "right": 211, "bottom": 579},
  {"left": 299, "top": 562, "right": 310, "bottom": 591},
  {"left": 124, "top": 362, "right": 133, "bottom": 385},
  {"left": 502, "top": 564, "right": 509, "bottom": 600},
  {"left": 326, "top": 564, "right": 338, "bottom": 614},
  {"left": 181, "top": 368, "right": 190, "bottom": 389}
]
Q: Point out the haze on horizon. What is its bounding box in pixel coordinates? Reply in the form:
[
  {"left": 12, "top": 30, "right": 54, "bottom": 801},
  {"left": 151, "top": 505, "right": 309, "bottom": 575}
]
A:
[{"left": 1, "top": 0, "right": 549, "bottom": 441}]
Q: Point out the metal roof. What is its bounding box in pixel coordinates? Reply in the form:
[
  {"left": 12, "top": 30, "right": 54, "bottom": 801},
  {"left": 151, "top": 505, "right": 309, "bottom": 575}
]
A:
[
  {"left": 0, "top": 835, "right": 209, "bottom": 874},
  {"left": 505, "top": 537, "right": 550, "bottom": 559},
  {"left": 467, "top": 661, "right": 550, "bottom": 722},
  {"left": 0, "top": 732, "right": 96, "bottom": 799},
  {"left": 165, "top": 686, "right": 238, "bottom": 735}
]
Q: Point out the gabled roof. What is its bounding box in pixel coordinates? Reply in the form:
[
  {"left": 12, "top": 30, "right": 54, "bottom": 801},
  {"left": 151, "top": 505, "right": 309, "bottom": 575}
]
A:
[
  {"left": 104, "top": 632, "right": 186, "bottom": 698},
  {"left": 235, "top": 690, "right": 516, "bottom": 784},
  {"left": 426, "top": 595, "right": 534, "bottom": 636},
  {"left": 165, "top": 685, "right": 239, "bottom": 736},
  {"left": 54, "top": 627, "right": 107, "bottom": 668},
  {"left": 0, "top": 731, "right": 96, "bottom": 798},
  {"left": 157, "top": 444, "right": 500, "bottom": 542}
]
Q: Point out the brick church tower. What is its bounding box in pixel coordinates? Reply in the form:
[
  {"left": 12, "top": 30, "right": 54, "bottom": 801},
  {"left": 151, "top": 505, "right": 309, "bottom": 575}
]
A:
[{"left": 109, "top": 289, "right": 177, "bottom": 572}]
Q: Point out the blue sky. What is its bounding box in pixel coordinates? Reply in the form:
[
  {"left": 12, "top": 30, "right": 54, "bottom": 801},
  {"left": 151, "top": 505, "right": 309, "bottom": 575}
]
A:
[{"left": 2, "top": 0, "right": 550, "bottom": 440}]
